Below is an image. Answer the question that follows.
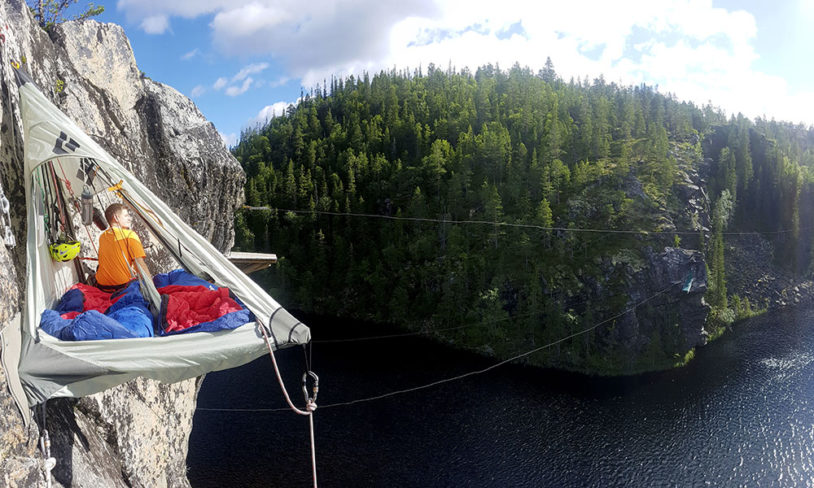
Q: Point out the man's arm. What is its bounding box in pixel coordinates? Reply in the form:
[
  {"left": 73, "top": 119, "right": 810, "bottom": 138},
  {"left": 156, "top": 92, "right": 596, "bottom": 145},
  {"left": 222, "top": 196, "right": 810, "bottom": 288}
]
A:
[{"left": 134, "top": 257, "right": 152, "bottom": 282}]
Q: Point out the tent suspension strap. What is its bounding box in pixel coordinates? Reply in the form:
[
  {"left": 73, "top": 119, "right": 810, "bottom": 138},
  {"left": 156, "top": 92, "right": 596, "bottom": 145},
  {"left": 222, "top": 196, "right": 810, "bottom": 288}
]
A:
[
  {"left": 35, "top": 168, "right": 50, "bottom": 236},
  {"left": 257, "top": 318, "right": 319, "bottom": 487},
  {"left": 93, "top": 166, "right": 189, "bottom": 272},
  {"left": 38, "top": 401, "right": 56, "bottom": 488},
  {"left": 111, "top": 226, "right": 137, "bottom": 281}
]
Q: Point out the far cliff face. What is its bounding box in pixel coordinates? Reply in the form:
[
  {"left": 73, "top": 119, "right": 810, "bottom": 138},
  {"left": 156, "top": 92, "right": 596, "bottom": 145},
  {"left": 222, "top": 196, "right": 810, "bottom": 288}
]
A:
[{"left": 0, "top": 1, "right": 244, "bottom": 486}]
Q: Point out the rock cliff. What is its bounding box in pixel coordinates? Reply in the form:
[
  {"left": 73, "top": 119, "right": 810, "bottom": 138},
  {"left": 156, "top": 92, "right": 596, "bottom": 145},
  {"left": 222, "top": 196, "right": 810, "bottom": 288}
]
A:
[{"left": 0, "top": 1, "right": 244, "bottom": 486}]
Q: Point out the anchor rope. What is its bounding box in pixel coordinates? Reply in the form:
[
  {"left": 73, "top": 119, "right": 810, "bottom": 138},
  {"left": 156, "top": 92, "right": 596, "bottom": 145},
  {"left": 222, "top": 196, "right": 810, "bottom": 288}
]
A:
[
  {"left": 198, "top": 283, "right": 675, "bottom": 414},
  {"left": 243, "top": 206, "right": 808, "bottom": 237}
]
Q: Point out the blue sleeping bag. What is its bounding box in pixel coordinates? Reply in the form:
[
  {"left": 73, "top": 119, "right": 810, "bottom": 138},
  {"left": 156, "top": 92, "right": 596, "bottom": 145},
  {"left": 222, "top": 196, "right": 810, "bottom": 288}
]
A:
[
  {"left": 39, "top": 270, "right": 255, "bottom": 341},
  {"left": 40, "top": 281, "right": 154, "bottom": 340},
  {"left": 152, "top": 268, "right": 218, "bottom": 289}
]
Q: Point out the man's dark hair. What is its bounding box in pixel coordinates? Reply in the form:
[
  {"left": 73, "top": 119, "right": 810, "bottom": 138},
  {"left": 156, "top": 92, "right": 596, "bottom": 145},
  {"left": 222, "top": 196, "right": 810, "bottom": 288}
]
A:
[{"left": 105, "top": 203, "right": 127, "bottom": 226}]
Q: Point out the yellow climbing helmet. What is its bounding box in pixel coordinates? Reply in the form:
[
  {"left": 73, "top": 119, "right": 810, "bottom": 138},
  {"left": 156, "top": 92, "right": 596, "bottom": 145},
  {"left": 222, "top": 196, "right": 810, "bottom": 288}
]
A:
[{"left": 49, "top": 240, "right": 81, "bottom": 262}]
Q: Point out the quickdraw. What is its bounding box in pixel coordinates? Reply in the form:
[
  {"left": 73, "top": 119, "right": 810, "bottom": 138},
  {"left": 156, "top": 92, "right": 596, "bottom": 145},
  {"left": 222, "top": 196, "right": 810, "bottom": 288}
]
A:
[{"left": 0, "top": 184, "right": 15, "bottom": 248}]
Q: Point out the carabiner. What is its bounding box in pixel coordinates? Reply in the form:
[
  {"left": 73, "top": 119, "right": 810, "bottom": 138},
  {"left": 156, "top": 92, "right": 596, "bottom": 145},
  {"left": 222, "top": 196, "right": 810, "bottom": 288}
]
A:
[{"left": 302, "top": 370, "right": 319, "bottom": 407}]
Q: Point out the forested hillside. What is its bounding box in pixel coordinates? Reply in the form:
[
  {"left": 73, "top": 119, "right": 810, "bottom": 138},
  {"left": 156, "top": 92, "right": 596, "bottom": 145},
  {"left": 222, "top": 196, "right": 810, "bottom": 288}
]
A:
[{"left": 232, "top": 62, "right": 814, "bottom": 373}]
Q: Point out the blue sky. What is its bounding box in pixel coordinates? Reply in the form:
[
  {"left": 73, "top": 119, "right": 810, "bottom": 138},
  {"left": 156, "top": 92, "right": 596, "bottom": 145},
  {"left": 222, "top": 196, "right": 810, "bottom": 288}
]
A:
[{"left": 63, "top": 0, "right": 814, "bottom": 147}]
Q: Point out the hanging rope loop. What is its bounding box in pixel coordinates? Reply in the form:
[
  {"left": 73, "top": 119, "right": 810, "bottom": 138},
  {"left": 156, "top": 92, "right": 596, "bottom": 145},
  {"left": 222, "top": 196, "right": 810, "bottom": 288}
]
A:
[
  {"left": 256, "top": 315, "right": 319, "bottom": 486},
  {"left": 303, "top": 370, "right": 319, "bottom": 411}
]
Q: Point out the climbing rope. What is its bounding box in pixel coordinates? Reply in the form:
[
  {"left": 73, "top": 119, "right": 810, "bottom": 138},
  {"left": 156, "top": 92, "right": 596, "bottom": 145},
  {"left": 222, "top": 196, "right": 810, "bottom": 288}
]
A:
[
  {"left": 198, "top": 283, "right": 676, "bottom": 414},
  {"left": 38, "top": 401, "right": 56, "bottom": 488},
  {"left": 257, "top": 315, "right": 319, "bottom": 487},
  {"left": 46, "top": 162, "right": 70, "bottom": 238}
]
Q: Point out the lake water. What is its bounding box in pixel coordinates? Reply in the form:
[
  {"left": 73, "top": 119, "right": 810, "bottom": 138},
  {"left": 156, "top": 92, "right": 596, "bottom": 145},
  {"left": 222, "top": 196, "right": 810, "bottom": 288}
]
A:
[{"left": 188, "top": 307, "right": 814, "bottom": 487}]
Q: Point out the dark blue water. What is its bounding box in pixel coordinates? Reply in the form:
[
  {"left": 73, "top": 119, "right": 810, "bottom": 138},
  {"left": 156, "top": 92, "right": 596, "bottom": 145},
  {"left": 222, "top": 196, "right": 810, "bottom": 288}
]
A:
[{"left": 188, "top": 307, "right": 814, "bottom": 487}]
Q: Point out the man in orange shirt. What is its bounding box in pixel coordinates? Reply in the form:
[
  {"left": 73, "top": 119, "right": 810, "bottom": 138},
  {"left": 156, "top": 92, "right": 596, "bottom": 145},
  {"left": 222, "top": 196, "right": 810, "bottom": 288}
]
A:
[{"left": 95, "top": 203, "right": 151, "bottom": 291}]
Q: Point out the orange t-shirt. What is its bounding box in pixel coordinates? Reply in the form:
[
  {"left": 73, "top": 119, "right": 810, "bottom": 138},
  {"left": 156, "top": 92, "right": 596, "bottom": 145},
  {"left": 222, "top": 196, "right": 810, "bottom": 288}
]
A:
[{"left": 96, "top": 227, "right": 146, "bottom": 287}]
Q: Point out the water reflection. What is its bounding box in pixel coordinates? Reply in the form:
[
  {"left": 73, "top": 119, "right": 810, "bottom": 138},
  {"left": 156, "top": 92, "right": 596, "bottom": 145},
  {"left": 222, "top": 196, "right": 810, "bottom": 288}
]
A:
[{"left": 189, "top": 307, "right": 814, "bottom": 487}]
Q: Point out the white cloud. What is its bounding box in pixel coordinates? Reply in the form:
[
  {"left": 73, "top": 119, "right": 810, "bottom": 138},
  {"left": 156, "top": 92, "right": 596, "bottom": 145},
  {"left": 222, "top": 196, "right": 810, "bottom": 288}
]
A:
[
  {"left": 181, "top": 48, "right": 200, "bottom": 60},
  {"left": 225, "top": 77, "right": 253, "bottom": 96},
  {"left": 209, "top": 0, "right": 437, "bottom": 72},
  {"left": 210, "top": 63, "right": 272, "bottom": 98},
  {"left": 213, "top": 77, "right": 228, "bottom": 90},
  {"left": 117, "top": 0, "right": 814, "bottom": 125},
  {"left": 139, "top": 14, "right": 170, "bottom": 34},
  {"left": 218, "top": 131, "right": 238, "bottom": 147},
  {"left": 210, "top": 3, "right": 292, "bottom": 44},
  {"left": 232, "top": 62, "right": 270, "bottom": 81},
  {"left": 269, "top": 76, "right": 290, "bottom": 88},
  {"left": 190, "top": 85, "right": 206, "bottom": 97},
  {"left": 251, "top": 101, "right": 294, "bottom": 126}
]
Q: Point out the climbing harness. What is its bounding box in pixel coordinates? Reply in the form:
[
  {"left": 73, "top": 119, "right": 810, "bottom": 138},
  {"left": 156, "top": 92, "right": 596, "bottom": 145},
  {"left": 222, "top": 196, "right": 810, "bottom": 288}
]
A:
[{"left": 38, "top": 401, "right": 56, "bottom": 488}]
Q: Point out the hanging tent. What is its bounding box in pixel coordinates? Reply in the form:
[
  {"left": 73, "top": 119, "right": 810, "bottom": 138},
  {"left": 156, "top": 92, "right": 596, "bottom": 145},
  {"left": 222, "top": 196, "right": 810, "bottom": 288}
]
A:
[{"left": 0, "top": 69, "right": 310, "bottom": 424}]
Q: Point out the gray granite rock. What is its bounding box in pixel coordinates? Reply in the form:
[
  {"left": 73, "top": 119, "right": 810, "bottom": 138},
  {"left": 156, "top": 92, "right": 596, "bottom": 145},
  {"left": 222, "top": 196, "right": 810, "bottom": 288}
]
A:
[{"left": 0, "top": 0, "right": 244, "bottom": 486}]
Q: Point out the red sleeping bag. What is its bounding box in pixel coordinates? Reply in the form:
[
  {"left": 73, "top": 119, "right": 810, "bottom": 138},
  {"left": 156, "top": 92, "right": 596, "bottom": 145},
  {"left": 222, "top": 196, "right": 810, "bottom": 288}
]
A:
[
  {"left": 157, "top": 285, "right": 244, "bottom": 333},
  {"left": 59, "top": 283, "right": 125, "bottom": 320}
]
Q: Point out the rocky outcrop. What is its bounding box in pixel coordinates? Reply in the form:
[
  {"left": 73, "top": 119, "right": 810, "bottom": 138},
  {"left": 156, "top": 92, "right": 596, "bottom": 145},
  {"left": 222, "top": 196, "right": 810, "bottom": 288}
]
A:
[
  {"left": 548, "top": 143, "right": 713, "bottom": 375},
  {"left": 725, "top": 232, "right": 814, "bottom": 310},
  {"left": 614, "top": 246, "right": 709, "bottom": 364},
  {"left": 0, "top": 1, "right": 244, "bottom": 486}
]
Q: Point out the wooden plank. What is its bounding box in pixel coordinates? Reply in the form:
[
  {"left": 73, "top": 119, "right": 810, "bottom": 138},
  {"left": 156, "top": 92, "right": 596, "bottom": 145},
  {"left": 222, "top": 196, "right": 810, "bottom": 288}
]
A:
[{"left": 227, "top": 251, "right": 278, "bottom": 274}]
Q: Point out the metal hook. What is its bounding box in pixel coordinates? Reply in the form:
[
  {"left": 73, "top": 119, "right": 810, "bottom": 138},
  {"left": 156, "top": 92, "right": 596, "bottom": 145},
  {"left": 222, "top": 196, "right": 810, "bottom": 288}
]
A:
[{"left": 302, "top": 370, "right": 319, "bottom": 408}]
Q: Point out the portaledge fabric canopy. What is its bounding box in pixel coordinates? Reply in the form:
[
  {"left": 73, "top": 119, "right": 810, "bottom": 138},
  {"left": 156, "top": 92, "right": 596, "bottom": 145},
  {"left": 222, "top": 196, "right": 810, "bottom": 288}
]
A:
[{"left": 0, "top": 69, "right": 309, "bottom": 422}]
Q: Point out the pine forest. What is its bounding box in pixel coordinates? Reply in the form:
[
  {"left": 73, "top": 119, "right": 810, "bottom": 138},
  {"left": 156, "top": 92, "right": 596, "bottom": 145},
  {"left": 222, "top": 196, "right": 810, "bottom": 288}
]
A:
[{"left": 232, "top": 62, "right": 814, "bottom": 373}]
